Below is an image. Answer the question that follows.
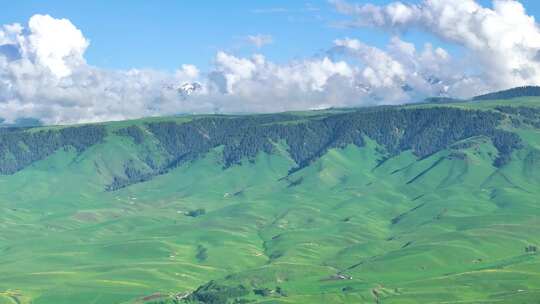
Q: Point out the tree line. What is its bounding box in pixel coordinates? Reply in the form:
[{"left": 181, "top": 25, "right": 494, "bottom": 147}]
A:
[
  {"left": 0, "top": 125, "right": 106, "bottom": 174},
  {"left": 111, "top": 106, "right": 525, "bottom": 190},
  {"left": 473, "top": 86, "right": 540, "bottom": 101}
]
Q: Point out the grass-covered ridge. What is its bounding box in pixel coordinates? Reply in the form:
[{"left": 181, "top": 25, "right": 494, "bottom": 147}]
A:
[
  {"left": 473, "top": 85, "right": 540, "bottom": 101},
  {"left": 0, "top": 98, "right": 539, "bottom": 303},
  {"left": 3, "top": 103, "right": 528, "bottom": 189}
]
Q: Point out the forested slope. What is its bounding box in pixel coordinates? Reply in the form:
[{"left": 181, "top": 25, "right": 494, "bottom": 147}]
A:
[{"left": 2, "top": 104, "right": 531, "bottom": 189}]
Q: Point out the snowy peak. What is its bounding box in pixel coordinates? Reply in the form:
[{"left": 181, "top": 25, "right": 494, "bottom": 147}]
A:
[{"left": 163, "top": 82, "right": 203, "bottom": 99}]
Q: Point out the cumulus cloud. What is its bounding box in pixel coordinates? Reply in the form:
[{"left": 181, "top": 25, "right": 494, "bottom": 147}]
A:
[
  {"left": 24, "top": 14, "right": 89, "bottom": 77},
  {"left": 0, "top": 13, "right": 484, "bottom": 125},
  {"left": 0, "top": 15, "right": 366, "bottom": 124},
  {"left": 205, "top": 51, "right": 361, "bottom": 111},
  {"left": 246, "top": 34, "right": 274, "bottom": 48},
  {"left": 0, "top": 15, "right": 88, "bottom": 79},
  {"left": 334, "top": 38, "right": 406, "bottom": 89},
  {"left": 330, "top": 37, "right": 470, "bottom": 102},
  {"left": 331, "top": 0, "right": 540, "bottom": 92},
  {"left": 0, "top": 15, "right": 204, "bottom": 124},
  {"left": 2, "top": 2, "right": 540, "bottom": 125}
]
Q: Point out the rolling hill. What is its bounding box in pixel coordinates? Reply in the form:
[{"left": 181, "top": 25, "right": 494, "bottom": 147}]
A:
[
  {"left": 0, "top": 95, "right": 540, "bottom": 304},
  {"left": 473, "top": 86, "right": 540, "bottom": 101}
]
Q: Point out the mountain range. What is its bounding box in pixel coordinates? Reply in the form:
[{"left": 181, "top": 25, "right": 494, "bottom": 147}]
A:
[{"left": 0, "top": 88, "right": 539, "bottom": 304}]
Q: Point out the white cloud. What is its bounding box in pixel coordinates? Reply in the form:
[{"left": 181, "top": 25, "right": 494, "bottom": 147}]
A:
[
  {"left": 207, "top": 52, "right": 360, "bottom": 111},
  {"left": 0, "top": 15, "right": 201, "bottom": 124},
  {"left": 176, "top": 64, "right": 200, "bottom": 80},
  {"left": 22, "top": 14, "right": 88, "bottom": 77},
  {"left": 246, "top": 34, "right": 273, "bottom": 48},
  {"left": 331, "top": 0, "right": 540, "bottom": 92},
  {"left": 0, "top": 15, "right": 365, "bottom": 124},
  {"left": 2, "top": 2, "right": 540, "bottom": 125},
  {"left": 334, "top": 38, "right": 406, "bottom": 88}
]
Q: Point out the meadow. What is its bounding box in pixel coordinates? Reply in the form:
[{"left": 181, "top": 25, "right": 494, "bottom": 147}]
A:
[{"left": 0, "top": 98, "right": 539, "bottom": 303}]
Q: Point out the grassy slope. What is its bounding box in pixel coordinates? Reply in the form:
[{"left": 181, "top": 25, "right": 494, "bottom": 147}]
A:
[{"left": 0, "top": 99, "right": 539, "bottom": 303}]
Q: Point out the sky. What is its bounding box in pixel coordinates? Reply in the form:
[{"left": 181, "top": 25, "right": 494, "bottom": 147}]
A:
[
  {"left": 2, "top": 0, "right": 540, "bottom": 124},
  {"left": 1, "top": 1, "right": 419, "bottom": 70}
]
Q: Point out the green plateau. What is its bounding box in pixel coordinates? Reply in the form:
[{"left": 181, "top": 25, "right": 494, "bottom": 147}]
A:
[{"left": 0, "top": 96, "right": 540, "bottom": 304}]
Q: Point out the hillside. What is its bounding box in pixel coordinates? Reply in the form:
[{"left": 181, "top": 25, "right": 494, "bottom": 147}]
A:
[
  {"left": 473, "top": 86, "right": 540, "bottom": 101},
  {"left": 0, "top": 98, "right": 540, "bottom": 304}
]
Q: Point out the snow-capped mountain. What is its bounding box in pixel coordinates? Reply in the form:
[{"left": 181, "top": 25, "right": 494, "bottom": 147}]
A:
[
  {"left": 178, "top": 82, "right": 202, "bottom": 96},
  {"left": 163, "top": 82, "right": 203, "bottom": 99}
]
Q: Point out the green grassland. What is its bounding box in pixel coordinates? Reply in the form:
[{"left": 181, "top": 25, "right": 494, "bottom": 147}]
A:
[{"left": 0, "top": 99, "right": 540, "bottom": 304}]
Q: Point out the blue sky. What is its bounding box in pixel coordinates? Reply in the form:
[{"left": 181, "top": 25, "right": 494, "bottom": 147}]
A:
[
  {"left": 5, "top": 0, "right": 538, "bottom": 71},
  {"left": 2, "top": 1, "right": 374, "bottom": 70}
]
